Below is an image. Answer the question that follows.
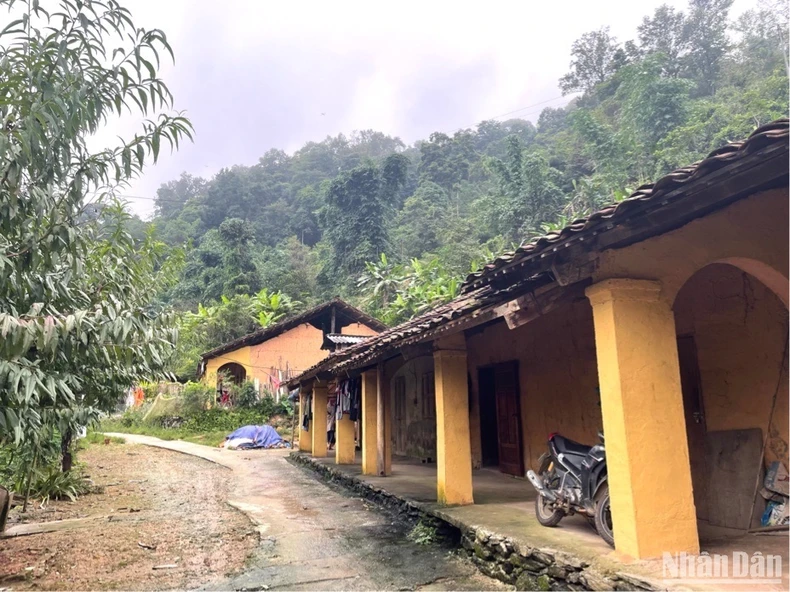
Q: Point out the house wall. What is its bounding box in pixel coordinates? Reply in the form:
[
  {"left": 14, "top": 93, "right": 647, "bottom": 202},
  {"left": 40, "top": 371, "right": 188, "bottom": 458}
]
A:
[
  {"left": 593, "top": 187, "right": 789, "bottom": 468},
  {"left": 341, "top": 322, "right": 379, "bottom": 336},
  {"left": 204, "top": 320, "right": 382, "bottom": 391},
  {"left": 388, "top": 356, "right": 437, "bottom": 460},
  {"left": 466, "top": 299, "right": 603, "bottom": 473},
  {"left": 674, "top": 263, "right": 789, "bottom": 466},
  {"left": 248, "top": 323, "right": 327, "bottom": 388},
  {"left": 203, "top": 345, "right": 251, "bottom": 387},
  {"left": 594, "top": 188, "right": 789, "bottom": 307}
]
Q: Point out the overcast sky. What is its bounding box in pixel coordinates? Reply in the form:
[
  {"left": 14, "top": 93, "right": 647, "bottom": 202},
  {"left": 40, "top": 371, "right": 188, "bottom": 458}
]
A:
[{"left": 90, "top": 0, "right": 758, "bottom": 218}]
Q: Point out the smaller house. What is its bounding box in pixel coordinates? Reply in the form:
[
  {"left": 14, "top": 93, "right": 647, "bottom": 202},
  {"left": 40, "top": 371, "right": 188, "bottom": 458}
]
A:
[{"left": 197, "top": 299, "right": 386, "bottom": 397}]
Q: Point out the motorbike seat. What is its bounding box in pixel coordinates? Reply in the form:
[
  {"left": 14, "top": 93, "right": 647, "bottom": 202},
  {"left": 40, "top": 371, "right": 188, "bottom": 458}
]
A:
[{"left": 552, "top": 435, "right": 592, "bottom": 457}]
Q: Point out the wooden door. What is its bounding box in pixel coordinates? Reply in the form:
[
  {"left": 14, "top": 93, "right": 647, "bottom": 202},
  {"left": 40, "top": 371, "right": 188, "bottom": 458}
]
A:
[
  {"left": 478, "top": 367, "right": 499, "bottom": 467},
  {"left": 677, "top": 335, "right": 709, "bottom": 521},
  {"left": 494, "top": 361, "right": 525, "bottom": 476}
]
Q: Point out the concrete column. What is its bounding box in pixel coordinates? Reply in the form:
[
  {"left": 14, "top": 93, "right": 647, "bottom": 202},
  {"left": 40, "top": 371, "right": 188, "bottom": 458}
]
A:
[
  {"left": 335, "top": 413, "right": 355, "bottom": 464},
  {"left": 361, "top": 370, "right": 378, "bottom": 475},
  {"left": 376, "top": 363, "right": 392, "bottom": 476},
  {"left": 586, "top": 279, "right": 699, "bottom": 559},
  {"left": 298, "top": 388, "right": 312, "bottom": 453},
  {"left": 311, "top": 383, "right": 328, "bottom": 458},
  {"left": 433, "top": 334, "right": 474, "bottom": 506}
]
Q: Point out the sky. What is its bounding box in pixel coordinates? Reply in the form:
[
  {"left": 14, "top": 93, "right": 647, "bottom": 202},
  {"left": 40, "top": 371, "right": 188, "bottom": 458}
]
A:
[{"left": 88, "top": 0, "right": 758, "bottom": 218}]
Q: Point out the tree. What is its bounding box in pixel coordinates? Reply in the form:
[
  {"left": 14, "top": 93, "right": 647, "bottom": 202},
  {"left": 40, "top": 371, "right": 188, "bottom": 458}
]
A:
[
  {"left": 320, "top": 155, "right": 407, "bottom": 278},
  {"left": 155, "top": 172, "right": 206, "bottom": 220},
  {"left": 0, "top": 0, "right": 192, "bottom": 470},
  {"left": 617, "top": 54, "right": 694, "bottom": 156},
  {"left": 730, "top": 0, "right": 790, "bottom": 81},
  {"left": 218, "top": 218, "right": 261, "bottom": 295},
  {"left": 392, "top": 182, "right": 448, "bottom": 260},
  {"left": 125, "top": 0, "right": 787, "bottom": 330},
  {"left": 258, "top": 236, "right": 320, "bottom": 304},
  {"left": 638, "top": 5, "right": 689, "bottom": 77},
  {"left": 682, "top": 0, "right": 734, "bottom": 96},
  {"left": 559, "top": 27, "right": 621, "bottom": 94},
  {"left": 485, "top": 137, "right": 565, "bottom": 241},
  {"left": 418, "top": 131, "right": 477, "bottom": 192}
]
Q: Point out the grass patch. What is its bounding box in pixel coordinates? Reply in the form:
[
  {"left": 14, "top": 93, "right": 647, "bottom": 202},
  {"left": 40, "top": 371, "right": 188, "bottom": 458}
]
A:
[
  {"left": 407, "top": 520, "right": 438, "bottom": 545},
  {"left": 79, "top": 431, "right": 125, "bottom": 447},
  {"left": 181, "top": 431, "right": 229, "bottom": 447},
  {"left": 99, "top": 398, "right": 295, "bottom": 449}
]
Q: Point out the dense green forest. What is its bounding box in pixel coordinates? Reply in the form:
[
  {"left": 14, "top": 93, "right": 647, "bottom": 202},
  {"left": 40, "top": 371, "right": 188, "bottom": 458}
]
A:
[{"left": 147, "top": 0, "right": 788, "bottom": 379}]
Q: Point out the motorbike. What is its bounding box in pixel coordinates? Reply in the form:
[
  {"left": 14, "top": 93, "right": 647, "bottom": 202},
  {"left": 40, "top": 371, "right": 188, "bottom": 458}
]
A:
[{"left": 526, "top": 431, "right": 614, "bottom": 547}]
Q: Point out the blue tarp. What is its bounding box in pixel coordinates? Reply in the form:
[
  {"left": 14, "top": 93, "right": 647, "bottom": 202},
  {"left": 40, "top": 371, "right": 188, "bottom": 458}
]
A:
[{"left": 226, "top": 425, "right": 287, "bottom": 449}]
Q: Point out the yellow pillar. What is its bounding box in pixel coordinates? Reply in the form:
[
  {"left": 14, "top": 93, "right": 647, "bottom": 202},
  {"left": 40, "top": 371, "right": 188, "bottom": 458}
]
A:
[
  {"left": 311, "top": 383, "right": 328, "bottom": 458},
  {"left": 336, "top": 413, "right": 355, "bottom": 464},
  {"left": 298, "top": 389, "right": 312, "bottom": 453},
  {"left": 376, "top": 364, "right": 392, "bottom": 476},
  {"left": 586, "top": 279, "right": 699, "bottom": 559},
  {"left": 434, "top": 334, "right": 474, "bottom": 506},
  {"left": 361, "top": 370, "right": 378, "bottom": 475}
]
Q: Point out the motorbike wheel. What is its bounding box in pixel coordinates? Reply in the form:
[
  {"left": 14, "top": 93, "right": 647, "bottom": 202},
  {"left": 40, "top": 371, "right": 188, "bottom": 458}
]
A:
[
  {"left": 534, "top": 456, "right": 564, "bottom": 527},
  {"left": 594, "top": 483, "right": 615, "bottom": 547},
  {"left": 585, "top": 515, "right": 598, "bottom": 533}
]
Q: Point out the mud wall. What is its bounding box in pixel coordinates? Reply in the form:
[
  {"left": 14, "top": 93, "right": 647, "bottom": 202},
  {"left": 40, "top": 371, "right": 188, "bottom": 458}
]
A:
[
  {"left": 389, "top": 356, "right": 437, "bottom": 461},
  {"left": 341, "top": 322, "right": 379, "bottom": 336},
  {"left": 674, "top": 263, "right": 789, "bottom": 466},
  {"left": 466, "top": 300, "right": 602, "bottom": 472}
]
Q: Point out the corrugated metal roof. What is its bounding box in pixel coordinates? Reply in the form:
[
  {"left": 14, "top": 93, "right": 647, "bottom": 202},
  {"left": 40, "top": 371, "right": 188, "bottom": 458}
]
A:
[{"left": 326, "top": 334, "right": 371, "bottom": 345}]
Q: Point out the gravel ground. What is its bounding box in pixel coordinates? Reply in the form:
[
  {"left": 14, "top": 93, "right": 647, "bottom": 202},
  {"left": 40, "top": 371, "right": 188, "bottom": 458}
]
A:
[{"left": 0, "top": 441, "right": 256, "bottom": 590}]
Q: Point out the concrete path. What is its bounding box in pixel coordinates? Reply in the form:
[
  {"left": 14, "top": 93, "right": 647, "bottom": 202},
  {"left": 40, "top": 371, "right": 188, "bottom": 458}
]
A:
[{"left": 106, "top": 434, "right": 506, "bottom": 591}]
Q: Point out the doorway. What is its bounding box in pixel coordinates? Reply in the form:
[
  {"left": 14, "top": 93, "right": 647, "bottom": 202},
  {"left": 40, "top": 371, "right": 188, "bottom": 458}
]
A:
[
  {"left": 677, "top": 335, "right": 709, "bottom": 521},
  {"left": 674, "top": 263, "right": 790, "bottom": 532},
  {"left": 478, "top": 361, "right": 525, "bottom": 476}
]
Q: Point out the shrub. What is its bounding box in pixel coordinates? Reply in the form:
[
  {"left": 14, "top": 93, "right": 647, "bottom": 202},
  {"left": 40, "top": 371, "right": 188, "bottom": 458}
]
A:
[
  {"left": 119, "top": 405, "right": 147, "bottom": 427},
  {"left": 141, "top": 381, "right": 159, "bottom": 401},
  {"left": 232, "top": 381, "right": 260, "bottom": 409},
  {"left": 30, "top": 464, "right": 92, "bottom": 504},
  {"left": 255, "top": 394, "right": 292, "bottom": 418},
  {"left": 182, "top": 381, "right": 214, "bottom": 414}
]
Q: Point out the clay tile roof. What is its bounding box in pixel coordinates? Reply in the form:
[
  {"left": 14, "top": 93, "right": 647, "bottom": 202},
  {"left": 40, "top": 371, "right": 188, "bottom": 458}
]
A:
[
  {"left": 461, "top": 117, "right": 790, "bottom": 293},
  {"left": 199, "top": 298, "right": 386, "bottom": 361},
  {"left": 285, "top": 274, "right": 551, "bottom": 387}
]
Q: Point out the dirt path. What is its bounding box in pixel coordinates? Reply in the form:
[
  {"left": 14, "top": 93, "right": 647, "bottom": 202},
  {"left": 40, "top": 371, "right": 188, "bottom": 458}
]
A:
[
  {"left": 0, "top": 440, "right": 256, "bottom": 590},
  {"left": 108, "top": 433, "right": 507, "bottom": 591}
]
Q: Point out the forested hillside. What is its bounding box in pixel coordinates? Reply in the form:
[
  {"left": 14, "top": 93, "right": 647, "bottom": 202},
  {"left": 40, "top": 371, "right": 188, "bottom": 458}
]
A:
[{"left": 151, "top": 0, "right": 788, "bottom": 378}]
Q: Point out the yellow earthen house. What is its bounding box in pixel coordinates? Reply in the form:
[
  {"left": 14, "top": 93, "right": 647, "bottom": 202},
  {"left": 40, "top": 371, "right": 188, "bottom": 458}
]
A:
[{"left": 288, "top": 119, "right": 789, "bottom": 565}]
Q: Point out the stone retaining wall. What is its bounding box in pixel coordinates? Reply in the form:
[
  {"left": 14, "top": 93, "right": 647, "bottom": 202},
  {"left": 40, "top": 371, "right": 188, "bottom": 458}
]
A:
[{"left": 288, "top": 452, "right": 658, "bottom": 591}]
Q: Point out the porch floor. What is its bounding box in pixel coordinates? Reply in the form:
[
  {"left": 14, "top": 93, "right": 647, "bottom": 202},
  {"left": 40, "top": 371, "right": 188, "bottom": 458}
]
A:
[{"left": 304, "top": 452, "right": 789, "bottom": 591}]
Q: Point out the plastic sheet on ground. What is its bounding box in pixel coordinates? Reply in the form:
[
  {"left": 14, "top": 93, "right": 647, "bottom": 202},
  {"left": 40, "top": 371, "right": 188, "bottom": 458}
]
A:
[{"left": 224, "top": 425, "right": 290, "bottom": 449}]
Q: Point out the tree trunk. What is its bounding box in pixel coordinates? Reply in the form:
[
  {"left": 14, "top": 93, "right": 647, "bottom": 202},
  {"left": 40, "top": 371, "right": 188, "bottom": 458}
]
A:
[
  {"left": 22, "top": 448, "right": 39, "bottom": 513},
  {"left": 61, "top": 428, "right": 73, "bottom": 473}
]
